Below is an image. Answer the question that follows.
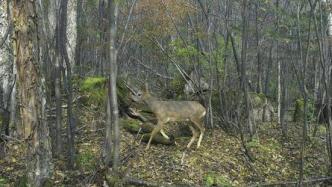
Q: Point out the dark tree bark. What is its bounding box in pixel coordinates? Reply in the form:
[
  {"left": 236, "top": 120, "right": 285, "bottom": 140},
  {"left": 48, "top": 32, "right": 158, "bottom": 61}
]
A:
[
  {"left": 13, "top": 0, "right": 53, "bottom": 185},
  {"left": 255, "top": 1, "right": 262, "bottom": 94},
  {"left": 240, "top": 0, "right": 254, "bottom": 137}
]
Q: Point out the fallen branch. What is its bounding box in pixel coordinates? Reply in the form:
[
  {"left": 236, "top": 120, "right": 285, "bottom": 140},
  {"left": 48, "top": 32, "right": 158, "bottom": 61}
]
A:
[
  {"left": 250, "top": 176, "right": 332, "bottom": 187},
  {"left": 124, "top": 177, "right": 195, "bottom": 187}
]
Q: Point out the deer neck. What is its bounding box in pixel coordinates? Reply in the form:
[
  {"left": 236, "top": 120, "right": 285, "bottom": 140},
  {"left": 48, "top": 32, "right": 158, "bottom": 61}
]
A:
[{"left": 144, "top": 95, "right": 159, "bottom": 111}]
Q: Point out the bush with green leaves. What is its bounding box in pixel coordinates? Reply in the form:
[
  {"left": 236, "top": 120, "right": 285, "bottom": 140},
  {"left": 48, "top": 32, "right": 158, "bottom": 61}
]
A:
[{"left": 293, "top": 98, "right": 315, "bottom": 122}]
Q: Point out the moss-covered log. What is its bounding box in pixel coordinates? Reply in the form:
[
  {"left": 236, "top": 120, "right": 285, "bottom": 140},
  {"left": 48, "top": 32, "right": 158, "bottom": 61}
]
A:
[
  {"left": 141, "top": 133, "right": 174, "bottom": 145},
  {"left": 121, "top": 119, "right": 154, "bottom": 133},
  {"left": 121, "top": 118, "right": 175, "bottom": 145}
]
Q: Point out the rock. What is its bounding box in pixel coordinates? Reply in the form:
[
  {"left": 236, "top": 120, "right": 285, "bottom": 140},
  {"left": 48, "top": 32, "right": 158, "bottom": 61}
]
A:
[{"left": 250, "top": 93, "right": 274, "bottom": 123}]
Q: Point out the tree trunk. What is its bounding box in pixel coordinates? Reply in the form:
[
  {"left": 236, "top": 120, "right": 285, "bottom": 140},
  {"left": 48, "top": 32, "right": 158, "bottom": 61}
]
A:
[
  {"left": 13, "top": 0, "right": 53, "bottom": 185},
  {"left": 75, "top": 0, "right": 83, "bottom": 76},
  {"left": 104, "top": 0, "right": 120, "bottom": 172},
  {"left": 241, "top": 0, "right": 254, "bottom": 137},
  {"left": 59, "top": 0, "right": 76, "bottom": 169},
  {"left": 255, "top": 2, "right": 262, "bottom": 93}
]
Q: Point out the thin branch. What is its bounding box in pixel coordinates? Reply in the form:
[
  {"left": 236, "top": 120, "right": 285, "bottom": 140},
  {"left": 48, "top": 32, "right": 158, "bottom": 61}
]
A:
[
  {"left": 250, "top": 176, "right": 332, "bottom": 187},
  {"left": 119, "top": 0, "right": 137, "bottom": 49},
  {"left": 130, "top": 56, "right": 174, "bottom": 80}
]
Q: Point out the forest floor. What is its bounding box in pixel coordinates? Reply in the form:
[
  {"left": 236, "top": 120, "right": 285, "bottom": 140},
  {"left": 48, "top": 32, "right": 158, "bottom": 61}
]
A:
[
  {"left": 0, "top": 105, "right": 329, "bottom": 186},
  {"left": 0, "top": 79, "right": 329, "bottom": 186}
]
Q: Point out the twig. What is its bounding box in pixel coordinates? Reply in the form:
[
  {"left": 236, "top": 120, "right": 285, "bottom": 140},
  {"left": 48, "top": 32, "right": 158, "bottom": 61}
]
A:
[
  {"left": 0, "top": 134, "right": 23, "bottom": 143},
  {"left": 130, "top": 56, "right": 174, "bottom": 80}
]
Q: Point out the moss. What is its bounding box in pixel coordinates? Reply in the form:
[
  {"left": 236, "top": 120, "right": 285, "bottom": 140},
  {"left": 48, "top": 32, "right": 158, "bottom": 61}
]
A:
[
  {"left": 80, "top": 77, "right": 107, "bottom": 91},
  {"left": 203, "top": 172, "right": 232, "bottom": 187},
  {"left": 246, "top": 136, "right": 261, "bottom": 149},
  {"left": 249, "top": 92, "right": 266, "bottom": 108},
  {"left": 15, "top": 175, "right": 28, "bottom": 187},
  {"left": 105, "top": 173, "right": 123, "bottom": 187},
  {"left": 80, "top": 77, "right": 107, "bottom": 106},
  {"left": 0, "top": 176, "right": 8, "bottom": 186},
  {"left": 42, "top": 179, "right": 53, "bottom": 187},
  {"left": 247, "top": 136, "right": 281, "bottom": 159},
  {"left": 76, "top": 150, "right": 96, "bottom": 171},
  {"left": 121, "top": 118, "right": 143, "bottom": 133}
]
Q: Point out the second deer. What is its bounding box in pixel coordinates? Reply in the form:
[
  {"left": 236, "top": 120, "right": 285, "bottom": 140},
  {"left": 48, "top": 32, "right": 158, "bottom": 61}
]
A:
[{"left": 131, "top": 84, "right": 206, "bottom": 150}]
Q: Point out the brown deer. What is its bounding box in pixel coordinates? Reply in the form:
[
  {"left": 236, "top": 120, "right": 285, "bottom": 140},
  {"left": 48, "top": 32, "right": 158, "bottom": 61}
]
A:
[{"left": 131, "top": 84, "right": 206, "bottom": 150}]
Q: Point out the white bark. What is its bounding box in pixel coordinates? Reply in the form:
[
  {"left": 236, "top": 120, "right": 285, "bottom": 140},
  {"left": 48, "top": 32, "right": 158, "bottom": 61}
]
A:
[
  {"left": 0, "top": 0, "right": 15, "bottom": 119},
  {"left": 328, "top": 13, "right": 332, "bottom": 36},
  {"left": 277, "top": 57, "right": 281, "bottom": 125},
  {"left": 0, "top": 1, "right": 10, "bottom": 105},
  {"left": 66, "top": 0, "right": 77, "bottom": 70}
]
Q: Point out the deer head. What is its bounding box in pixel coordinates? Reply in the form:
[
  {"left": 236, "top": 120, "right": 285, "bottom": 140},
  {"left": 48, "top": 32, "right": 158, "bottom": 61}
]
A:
[{"left": 130, "top": 83, "right": 152, "bottom": 102}]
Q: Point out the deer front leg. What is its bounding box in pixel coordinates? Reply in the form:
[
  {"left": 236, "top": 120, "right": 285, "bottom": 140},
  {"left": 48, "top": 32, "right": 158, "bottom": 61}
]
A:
[
  {"left": 197, "top": 128, "right": 205, "bottom": 148},
  {"left": 191, "top": 118, "right": 205, "bottom": 149},
  {"left": 187, "top": 125, "right": 198, "bottom": 148},
  {"left": 145, "top": 122, "right": 163, "bottom": 150}
]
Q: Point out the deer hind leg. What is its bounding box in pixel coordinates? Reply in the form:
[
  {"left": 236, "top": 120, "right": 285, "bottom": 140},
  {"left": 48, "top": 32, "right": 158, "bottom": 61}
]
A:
[
  {"left": 191, "top": 118, "right": 205, "bottom": 149},
  {"left": 160, "top": 129, "right": 170, "bottom": 140},
  {"left": 146, "top": 121, "right": 163, "bottom": 150},
  {"left": 187, "top": 125, "right": 198, "bottom": 148}
]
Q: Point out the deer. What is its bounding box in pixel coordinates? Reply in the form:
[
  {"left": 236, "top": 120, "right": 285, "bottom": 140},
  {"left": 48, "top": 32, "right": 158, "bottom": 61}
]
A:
[{"left": 131, "top": 83, "right": 206, "bottom": 150}]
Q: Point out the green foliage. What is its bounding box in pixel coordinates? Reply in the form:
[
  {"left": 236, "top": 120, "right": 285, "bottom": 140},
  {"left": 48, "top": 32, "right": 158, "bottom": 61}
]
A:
[
  {"left": 80, "top": 77, "right": 107, "bottom": 106},
  {"left": 293, "top": 98, "right": 315, "bottom": 122},
  {"left": 203, "top": 172, "right": 232, "bottom": 187},
  {"left": 15, "top": 175, "right": 28, "bottom": 187},
  {"left": 246, "top": 136, "right": 281, "bottom": 156},
  {"left": 211, "top": 35, "right": 228, "bottom": 73},
  {"left": 0, "top": 176, "right": 8, "bottom": 186},
  {"left": 169, "top": 75, "right": 186, "bottom": 97},
  {"left": 317, "top": 125, "right": 326, "bottom": 134},
  {"left": 76, "top": 150, "right": 96, "bottom": 171},
  {"left": 170, "top": 39, "right": 199, "bottom": 63}
]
